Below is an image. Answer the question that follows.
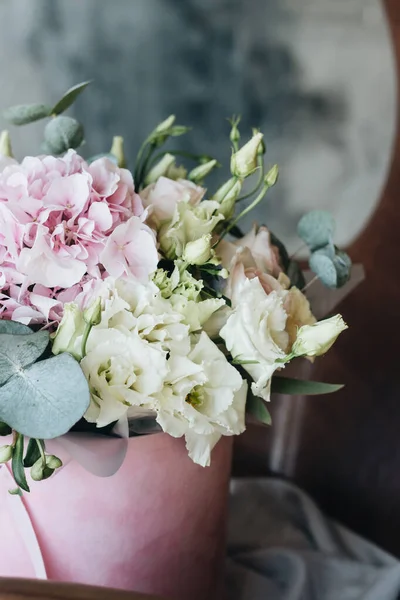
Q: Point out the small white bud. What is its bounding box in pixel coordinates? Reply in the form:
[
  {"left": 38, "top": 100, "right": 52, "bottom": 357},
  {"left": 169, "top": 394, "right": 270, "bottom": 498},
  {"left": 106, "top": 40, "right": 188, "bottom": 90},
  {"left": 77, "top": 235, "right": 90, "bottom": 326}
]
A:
[
  {"left": 230, "top": 132, "right": 263, "bottom": 179},
  {"left": 110, "top": 136, "right": 126, "bottom": 168},
  {"left": 189, "top": 159, "right": 218, "bottom": 184},
  {"left": 144, "top": 153, "right": 176, "bottom": 185},
  {"left": 155, "top": 115, "right": 176, "bottom": 134},
  {"left": 83, "top": 297, "right": 102, "bottom": 327},
  {"left": 0, "top": 131, "right": 13, "bottom": 158},
  {"left": 0, "top": 445, "right": 13, "bottom": 464},
  {"left": 183, "top": 234, "right": 213, "bottom": 266},
  {"left": 292, "top": 315, "right": 348, "bottom": 358},
  {"left": 264, "top": 164, "right": 279, "bottom": 187}
]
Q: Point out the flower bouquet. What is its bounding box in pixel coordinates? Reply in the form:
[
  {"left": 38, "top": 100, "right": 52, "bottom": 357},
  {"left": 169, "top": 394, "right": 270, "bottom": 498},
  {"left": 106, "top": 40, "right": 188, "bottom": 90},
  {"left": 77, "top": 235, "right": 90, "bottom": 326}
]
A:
[{"left": 0, "top": 82, "right": 351, "bottom": 595}]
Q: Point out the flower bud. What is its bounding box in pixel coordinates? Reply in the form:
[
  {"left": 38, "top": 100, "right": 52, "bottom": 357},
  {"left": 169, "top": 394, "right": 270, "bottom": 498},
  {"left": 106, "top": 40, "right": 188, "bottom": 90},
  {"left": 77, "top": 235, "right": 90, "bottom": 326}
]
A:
[
  {"left": 46, "top": 455, "right": 63, "bottom": 470},
  {"left": 52, "top": 303, "right": 85, "bottom": 360},
  {"left": 144, "top": 153, "right": 176, "bottom": 185},
  {"left": 0, "top": 130, "right": 13, "bottom": 158},
  {"left": 110, "top": 136, "right": 126, "bottom": 168},
  {"left": 189, "top": 159, "right": 218, "bottom": 184},
  {"left": 0, "top": 445, "right": 13, "bottom": 464},
  {"left": 83, "top": 297, "right": 102, "bottom": 327},
  {"left": 229, "top": 117, "right": 241, "bottom": 146},
  {"left": 252, "top": 128, "right": 266, "bottom": 155},
  {"left": 219, "top": 179, "right": 242, "bottom": 220},
  {"left": 166, "top": 163, "right": 187, "bottom": 181},
  {"left": 155, "top": 115, "right": 176, "bottom": 134},
  {"left": 264, "top": 164, "right": 279, "bottom": 187},
  {"left": 292, "top": 314, "right": 348, "bottom": 358},
  {"left": 183, "top": 234, "right": 213, "bottom": 266},
  {"left": 230, "top": 132, "right": 263, "bottom": 179}
]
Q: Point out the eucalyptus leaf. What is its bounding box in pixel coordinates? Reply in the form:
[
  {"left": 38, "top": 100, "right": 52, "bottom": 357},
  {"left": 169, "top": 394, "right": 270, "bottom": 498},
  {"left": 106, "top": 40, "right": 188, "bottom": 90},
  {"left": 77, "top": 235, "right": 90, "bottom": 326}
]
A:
[
  {"left": 247, "top": 394, "right": 272, "bottom": 425},
  {"left": 44, "top": 116, "right": 84, "bottom": 154},
  {"left": 3, "top": 103, "right": 52, "bottom": 126},
  {"left": 11, "top": 433, "right": 29, "bottom": 493},
  {"left": 24, "top": 438, "right": 44, "bottom": 468},
  {"left": 334, "top": 249, "right": 352, "bottom": 288},
  {"left": 271, "top": 377, "right": 343, "bottom": 396},
  {"left": 0, "top": 353, "right": 90, "bottom": 440},
  {"left": 0, "top": 320, "right": 33, "bottom": 335},
  {"left": 309, "top": 252, "right": 337, "bottom": 288},
  {"left": 51, "top": 81, "right": 92, "bottom": 116},
  {"left": 0, "top": 330, "right": 50, "bottom": 385},
  {"left": 297, "top": 210, "right": 335, "bottom": 251}
]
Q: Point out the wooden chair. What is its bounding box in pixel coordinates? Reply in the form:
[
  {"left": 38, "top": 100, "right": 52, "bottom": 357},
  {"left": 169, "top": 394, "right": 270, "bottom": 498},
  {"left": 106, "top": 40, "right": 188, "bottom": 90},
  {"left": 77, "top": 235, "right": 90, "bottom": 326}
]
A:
[
  {"left": 233, "top": 0, "right": 400, "bottom": 557},
  {"left": 0, "top": 579, "right": 162, "bottom": 600}
]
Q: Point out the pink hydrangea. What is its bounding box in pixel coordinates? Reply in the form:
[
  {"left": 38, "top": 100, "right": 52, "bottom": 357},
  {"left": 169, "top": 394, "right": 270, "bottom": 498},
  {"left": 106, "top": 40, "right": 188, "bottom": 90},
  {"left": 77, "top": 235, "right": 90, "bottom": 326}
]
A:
[{"left": 0, "top": 150, "right": 158, "bottom": 325}]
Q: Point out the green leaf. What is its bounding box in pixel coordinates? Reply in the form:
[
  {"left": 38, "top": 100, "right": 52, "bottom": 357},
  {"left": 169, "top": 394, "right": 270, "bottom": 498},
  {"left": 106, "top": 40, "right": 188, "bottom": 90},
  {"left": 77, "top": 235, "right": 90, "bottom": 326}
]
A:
[
  {"left": 271, "top": 377, "right": 344, "bottom": 396},
  {"left": 0, "top": 330, "right": 50, "bottom": 385},
  {"left": 23, "top": 438, "right": 44, "bottom": 468},
  {"left": 0, "top": 353, "right": 90, "bottom": 440},
  {"left": 51, "top": 81, "right": 92, "bottom": 116},
  {"left": 11, "top": 433, "right": 29, "bottom": 493},
  {"left": 3, "top": 103, "right": 52, "bottom": 125},
  {"left": 247, "top": 394, "right": 272, "bottom": 425},
  {"left": 297, "top": 210, "right": 335, "bottom": 251},
  {"left": 309, "top": 252, "right": 337, "bottom": 288},
  {"left": 44, "top": 116, "right": 84, "bottom": 154}
]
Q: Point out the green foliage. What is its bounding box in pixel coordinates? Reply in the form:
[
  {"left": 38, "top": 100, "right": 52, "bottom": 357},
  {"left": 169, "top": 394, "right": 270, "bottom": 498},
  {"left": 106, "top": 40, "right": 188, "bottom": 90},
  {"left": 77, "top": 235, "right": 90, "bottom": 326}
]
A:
[
  {"left": 3, "top": 103, "right": 51, "bottom": 125},
  {"left": 271, "top": 376, "right": 343, "bottom": 395},
  {"left": 51, "top": 81, "right": 92, "bottom": 116},
  {"left": 246, "top": 394, "right": 272, "bottom": 425},
  {"left": 297, "top": 210, "right": 335, "bottom": 251},
  {"left": 44, "top": 116, "right": 84, "bottom": 154}
]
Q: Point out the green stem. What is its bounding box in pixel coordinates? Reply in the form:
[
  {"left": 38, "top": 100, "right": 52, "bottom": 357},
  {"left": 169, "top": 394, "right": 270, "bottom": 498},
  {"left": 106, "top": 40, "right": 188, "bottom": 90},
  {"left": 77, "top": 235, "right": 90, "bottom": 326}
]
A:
[
  {"left": 81, "top": 322, "right": 92, "bottom": 358},
  {"left": 216, "top": 181, "right": 271, "bottom": 245},
  {"left": 236, "top": 159, "right": 264, "bottom": 202},
  {"left": 149, "top": 149, "right": 208, "bottom": 168},
  {"left": 36, "top": 439, "right": 46, "bottom": 469}
]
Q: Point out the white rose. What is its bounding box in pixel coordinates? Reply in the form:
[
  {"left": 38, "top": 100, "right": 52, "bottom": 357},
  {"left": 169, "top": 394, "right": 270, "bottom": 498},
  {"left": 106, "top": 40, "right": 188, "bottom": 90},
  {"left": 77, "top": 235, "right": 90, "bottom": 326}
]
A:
[
  {"left": 159, "top": 200, "right": 224, "bottom": 260},
  {"left": 155, "top": 332, "right": 247, "bottom": 467},
  {"left": 220, "top": 275, "right": 288, "bottom": 401},
  {"left": 291, "top": 314, "right": 348, "bottom": 358},
  {"left": 81, "top": 327, "right": 168, "bottom": 428}
]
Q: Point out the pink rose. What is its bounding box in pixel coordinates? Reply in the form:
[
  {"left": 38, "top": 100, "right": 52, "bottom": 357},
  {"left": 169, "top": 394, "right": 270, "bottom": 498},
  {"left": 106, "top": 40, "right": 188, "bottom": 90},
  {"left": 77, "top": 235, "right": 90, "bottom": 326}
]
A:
[{"left": 140, "top": 176, "right": 205, "bottom": 226}]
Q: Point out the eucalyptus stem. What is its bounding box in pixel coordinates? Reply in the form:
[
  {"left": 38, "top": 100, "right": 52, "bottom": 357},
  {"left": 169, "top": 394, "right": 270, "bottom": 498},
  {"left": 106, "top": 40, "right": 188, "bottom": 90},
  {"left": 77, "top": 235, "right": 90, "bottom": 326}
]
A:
[{"left": 302, "top": 275, "right": 319, "bottom": 293}]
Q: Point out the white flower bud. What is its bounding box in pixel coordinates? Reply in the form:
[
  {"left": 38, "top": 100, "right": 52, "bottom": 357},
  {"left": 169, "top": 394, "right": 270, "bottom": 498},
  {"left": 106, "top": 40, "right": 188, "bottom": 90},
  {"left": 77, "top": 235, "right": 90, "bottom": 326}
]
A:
[
  {"left": 0, "top": 445, "right": 13, "bottom": 464},
  {"left": 155, "top": 115, "right": 176, "bottom": 134},
  {"left": 83, "top": 297, "right": 102, "bottom": 327},
  {"left": 110, "top": 136, "right": 126, "bottom": 168},
  {"left": 292, "top": 314, "right": 348, "bottom": 358},
  {"left": 230, "top": 132, "right": 263, "bottom": 179},
  {"left": 52, "top": 303, "right": 86, "bottom": 360},
  {"left": 183, "top": 234, "right": 213, "bottom": 266},
  {"left": 0, "top": 131, "right": 13, "bottom": 158},
  {"left": 219, "top": 179, "right": 242, "bottom": 219},
  {"left": 144, "top": 153, "right": 176, "bottom": 185},
  {"left": 264, "top": 164, "right": 279, "bottom": 187},
  {"left": 189, "top": 159, "right": 218, "bottom": 184}
]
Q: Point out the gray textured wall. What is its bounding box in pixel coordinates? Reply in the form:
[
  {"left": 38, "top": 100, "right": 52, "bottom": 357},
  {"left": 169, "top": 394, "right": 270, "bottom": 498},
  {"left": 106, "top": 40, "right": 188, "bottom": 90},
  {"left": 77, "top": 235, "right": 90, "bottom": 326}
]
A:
[{"left": 0, "top": 0, "right": 395, "bottom": 252}]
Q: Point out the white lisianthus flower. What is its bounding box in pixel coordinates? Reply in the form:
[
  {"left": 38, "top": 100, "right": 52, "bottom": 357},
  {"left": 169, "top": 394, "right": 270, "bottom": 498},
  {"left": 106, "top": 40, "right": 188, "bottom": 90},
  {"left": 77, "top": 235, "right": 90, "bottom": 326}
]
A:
[
  {"left": 220, "top": 275, "right": 289, "bottom": 401},
  {"left": 81, "top": 327, "right": 168, "bottom": 428},
  {"left": 291, "top": 314, "right": 348, "bottom": 358},
  {"left": 155, "top": 332, "right": 247, "bottom": 467},
  {"left": 159, "top": 200, "right": 224, "bottom": 260}
]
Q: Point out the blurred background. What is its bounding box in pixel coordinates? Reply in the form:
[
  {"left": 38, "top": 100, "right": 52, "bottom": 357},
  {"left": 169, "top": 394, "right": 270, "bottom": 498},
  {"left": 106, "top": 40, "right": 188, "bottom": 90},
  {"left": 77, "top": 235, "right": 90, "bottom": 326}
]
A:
[{"left": 0, "top": 0, "right": 396, "bottom": 254}]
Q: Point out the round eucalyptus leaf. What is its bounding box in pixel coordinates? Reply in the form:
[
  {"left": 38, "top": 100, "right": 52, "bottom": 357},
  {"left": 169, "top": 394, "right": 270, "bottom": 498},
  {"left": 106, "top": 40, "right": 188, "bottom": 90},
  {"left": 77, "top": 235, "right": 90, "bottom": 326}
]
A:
[
  {"left": 309, "top": 252, "right": 337, "bottom": 288},
  {"left": 0, "top": 330, "right": 50, "bottom": 385},
  {"left": 334, "top": 249, "right": 352, "bottom": 288},
  {"left": 44, "top": 116, "right": 84, "bottom": 154},
  {"left": 0, "top": 320, "right": 33, "bottom": 335},
  {"left": 0, "top": 353, "right": 90, "bottom": 440},
  {"left": 51, "top": 80, "right": 92, "bottom": 116},
  {"left": 3, "top": 103, "right": 52, "bottom": 126},
  {"left": 297, "top": 210, "right": 335, "bottom": 251}
]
